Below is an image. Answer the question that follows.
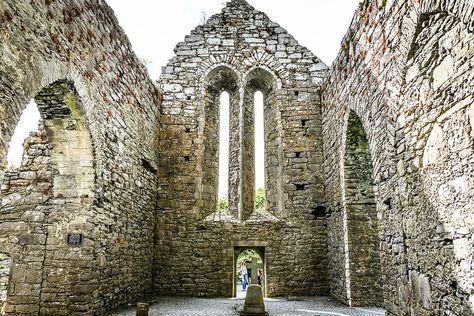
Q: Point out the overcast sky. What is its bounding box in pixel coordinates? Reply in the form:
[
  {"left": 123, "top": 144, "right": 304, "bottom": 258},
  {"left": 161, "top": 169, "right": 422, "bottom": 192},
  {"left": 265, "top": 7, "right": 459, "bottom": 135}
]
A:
[
  {"left": 106, "top": 0, "right": 361, "bottom": 79},
  {"left": 8, "top": 0, "right": 361, "bottom": 197}
]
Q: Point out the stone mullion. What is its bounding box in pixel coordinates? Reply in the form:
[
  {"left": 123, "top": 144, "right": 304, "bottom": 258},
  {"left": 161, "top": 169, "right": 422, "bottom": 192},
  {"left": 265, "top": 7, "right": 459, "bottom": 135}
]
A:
[
  {"left": 240, "top": 87, "right": 255, "bottom": 221},
  {"left": 264, "top": 90, "right": 284, "bottom": 218},
  {"left": 201, "top": 90, "right": 219, "bottom": 215},
  {"left": 228, "top": 89, "right": 241, "bottom": 219}
]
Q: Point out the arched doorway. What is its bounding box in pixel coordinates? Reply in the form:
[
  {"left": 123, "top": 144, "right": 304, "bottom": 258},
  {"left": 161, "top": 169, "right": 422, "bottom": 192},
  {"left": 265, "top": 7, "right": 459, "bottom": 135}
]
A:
[{"left": 234, "top": 247, "right": 265, "bottom": 298}]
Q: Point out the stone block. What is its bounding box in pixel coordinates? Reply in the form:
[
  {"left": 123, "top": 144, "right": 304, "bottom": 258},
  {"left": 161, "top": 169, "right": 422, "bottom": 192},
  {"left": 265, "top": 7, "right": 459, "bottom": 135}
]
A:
[{"left": 241, "top": 285, "right": 268, "bottom": 316}]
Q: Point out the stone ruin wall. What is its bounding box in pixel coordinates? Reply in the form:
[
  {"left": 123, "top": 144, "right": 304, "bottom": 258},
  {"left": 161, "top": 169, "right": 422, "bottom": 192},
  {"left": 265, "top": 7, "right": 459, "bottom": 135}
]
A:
[
  {"left": 156, "top": 0, "right": 330, "bottom": 298},
  {"left": 322, "top": 0, "right": 474, "bottom": 315},
  {"left": 0, "top": 0, "right": 160, "bottom": 314},
  {"left": 0, "top": 0, "right": 472, "bottom": 315}
]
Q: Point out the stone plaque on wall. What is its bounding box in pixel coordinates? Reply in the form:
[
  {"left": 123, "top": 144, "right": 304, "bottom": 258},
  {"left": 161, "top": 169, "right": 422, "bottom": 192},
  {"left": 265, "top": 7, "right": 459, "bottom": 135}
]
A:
[{"left": 67, "top": 233, "right": 83, "bottom": 245}]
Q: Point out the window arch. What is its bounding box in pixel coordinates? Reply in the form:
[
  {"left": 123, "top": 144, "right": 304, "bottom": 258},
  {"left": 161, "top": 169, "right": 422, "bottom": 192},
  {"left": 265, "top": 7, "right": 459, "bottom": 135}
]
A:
[
  {"left": 242, "top": 68, "right": 279, "bottom": 221},
  {"left": 203, "top": 66, "right": 239, "bottom": 217},
  {"left": 0, "top": 79, "right": 95, "bottom": 313},
  {"left": 343, "top": 110, "right": 382, "bottom": 306}
]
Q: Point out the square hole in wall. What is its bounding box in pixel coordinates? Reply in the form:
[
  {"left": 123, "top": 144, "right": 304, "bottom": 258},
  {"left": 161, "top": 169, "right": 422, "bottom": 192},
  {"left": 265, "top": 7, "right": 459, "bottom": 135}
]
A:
[
  {"left": 141, "top": 158, "right": 157, "bottom": 174},
  {"left": 184, "top": 156, "right": 190, "bottom": 161},
  {"left": 383, "top": 197, "right": 392, "bottom": 210},
  {"left": 311, "top": 206, "right": 327, "bottom": 219},
  {"left": 295, "top": 152, "right": 302, "bottom": 158},
  {"left": 301, "top": 119, "right": 308, "bottom": 127},
  {"left": 294, "top": 90, "right": 299, "bottom": 96},
  {"left": 186, "top": 96, "right": 192, "bottom": 101},
  {"left": 295, "top": 184, "right": 305, "bottom": 191}
]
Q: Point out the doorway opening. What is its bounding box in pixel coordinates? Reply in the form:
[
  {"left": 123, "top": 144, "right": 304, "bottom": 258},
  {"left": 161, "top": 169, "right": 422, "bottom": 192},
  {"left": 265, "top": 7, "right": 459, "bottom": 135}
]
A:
[{"left": 234, "top": 247, "right": 265, "bottom": 299}]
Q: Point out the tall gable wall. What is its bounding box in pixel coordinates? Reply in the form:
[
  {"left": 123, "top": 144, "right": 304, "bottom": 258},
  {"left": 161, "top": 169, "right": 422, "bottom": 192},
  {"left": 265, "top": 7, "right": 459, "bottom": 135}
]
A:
[{"left": 156, "top": 0, "right": 330, "bottom": 297}]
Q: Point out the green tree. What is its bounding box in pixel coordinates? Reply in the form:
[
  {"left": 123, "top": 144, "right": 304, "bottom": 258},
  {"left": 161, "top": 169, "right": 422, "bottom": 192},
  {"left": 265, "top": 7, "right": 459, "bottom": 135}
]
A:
[
  {"left": 218, "top": 196, "right": 228, "bottom": 210},
  {"left": 255, "top": 187, "right": 265, "bottom": 210},
  {"left": 238, "top": 249, "right": 262, "bottom": 266}
]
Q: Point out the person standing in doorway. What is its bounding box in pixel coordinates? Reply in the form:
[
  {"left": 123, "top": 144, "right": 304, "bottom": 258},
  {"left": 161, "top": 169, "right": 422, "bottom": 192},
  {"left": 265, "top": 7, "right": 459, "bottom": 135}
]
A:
[
  {"left": 257, "top": 268, "right": 263, "bottom": 286},
  {"left": 241, "top": 262, "right": 248, "bottom": 291}
]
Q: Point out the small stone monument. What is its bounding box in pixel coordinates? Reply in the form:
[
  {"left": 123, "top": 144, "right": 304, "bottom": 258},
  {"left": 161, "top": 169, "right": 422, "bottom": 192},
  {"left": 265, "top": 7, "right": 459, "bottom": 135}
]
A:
[
  {"left": 136, "top": 302, "right": 149, "bottom": 316},
  {"left": 240, "top": 285, "right": 269, "bottom": 316}
]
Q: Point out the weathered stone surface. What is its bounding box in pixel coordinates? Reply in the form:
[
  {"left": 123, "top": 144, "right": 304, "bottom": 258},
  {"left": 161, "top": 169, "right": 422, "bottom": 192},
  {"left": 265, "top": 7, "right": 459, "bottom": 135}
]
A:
[
  {"left": 323, "top": 0, "right": 474, "bottom": 315},
  {"left": 241, "top": 285, "right": 268, "bottom": 315},
  {"left": 156, "top": 0, "right": 329, "bottom": 298},
  {"left": 0, "top": 0, "right": 472, "bottom": 315}
]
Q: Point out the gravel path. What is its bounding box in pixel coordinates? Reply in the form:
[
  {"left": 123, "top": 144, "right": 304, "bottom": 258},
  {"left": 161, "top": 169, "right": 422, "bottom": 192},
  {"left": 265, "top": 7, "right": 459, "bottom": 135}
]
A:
[{"left": 107, "top": 296, "right": 385, "bottom": 316}]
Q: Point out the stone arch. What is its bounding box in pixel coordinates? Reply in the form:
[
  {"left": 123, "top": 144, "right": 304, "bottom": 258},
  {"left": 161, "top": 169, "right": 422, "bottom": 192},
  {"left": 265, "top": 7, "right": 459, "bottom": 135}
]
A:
[
  {"left": 0, "top": 62, "right": 98, "bottom": 178},
  {"left": 36, "top": 79, "right": 95, "bottom": 314},
  {"left": 200, "top": 66, "right": 240, "bottom": 218},
  {"left": 241, "top": 68, "right": 281, "bottom": 220},
  {"left": 243, "top": 64, "right": 282, "bottom": 91},
  {"left": 0, "top": 78, "right": 96, "bottom": 314},
  {"left": 31, "top": 79, "right": 95, "bottom": 200},
  {"left": 398, "top": 9, "right": 474, "bottom": 313},
  {"left": 196, "top": 51, "right": 288, "bottom": 89},
  {"left": 401, "top": 0, "right": 474, "bottom": 68},
  {"left": 343, "top": 110, "right": 383, "bottom": 307}
]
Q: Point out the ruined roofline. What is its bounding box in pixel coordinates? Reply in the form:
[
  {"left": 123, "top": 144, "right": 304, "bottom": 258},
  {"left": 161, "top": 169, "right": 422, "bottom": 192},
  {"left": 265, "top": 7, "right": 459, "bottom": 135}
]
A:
[
  {"left": 228, "top": 0, "right": 255, "bottom": 10},
  {"left": 159, "top": 0, "right": 328, "bottom": 81}
]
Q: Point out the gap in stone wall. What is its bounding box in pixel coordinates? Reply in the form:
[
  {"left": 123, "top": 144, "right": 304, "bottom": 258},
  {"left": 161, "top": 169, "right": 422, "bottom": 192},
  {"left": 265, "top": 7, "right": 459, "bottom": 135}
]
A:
[
  {"left": 4, "top": 100, "right": 41, "bottom": 169},
  {"left": 344, "top": 111, "right": 383, "bottom": 307},
  {"left": 254, "top": 91, "right": 265, "bottom": 211},
  {"left": 218, "top": 91, "right": 230, "bottom": 210}
]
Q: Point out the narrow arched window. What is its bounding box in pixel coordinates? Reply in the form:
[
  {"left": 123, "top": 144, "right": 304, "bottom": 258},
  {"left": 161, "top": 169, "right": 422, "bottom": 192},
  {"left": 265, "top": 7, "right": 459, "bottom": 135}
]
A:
[
  {"left": 344, "top": 110, "right": 382, "bottom": 306},
  {"left": 218, "top": 91, "right": 230, "bottom": 210},
  {"left": 254, "top": 91, "right": 265, "bottom": 210}
]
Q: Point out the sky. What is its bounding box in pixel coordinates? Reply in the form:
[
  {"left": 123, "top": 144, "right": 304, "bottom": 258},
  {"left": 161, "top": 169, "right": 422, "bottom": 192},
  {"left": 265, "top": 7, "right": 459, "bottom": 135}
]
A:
[
  {"left": 106, "top": 0, "right": 361, "bottom": 79},
  {"left": 6, "top": 101, "right": 40, "bottom": 167},
  {"left": 7, "top": 0, "right": 360, "bottom": 197}
]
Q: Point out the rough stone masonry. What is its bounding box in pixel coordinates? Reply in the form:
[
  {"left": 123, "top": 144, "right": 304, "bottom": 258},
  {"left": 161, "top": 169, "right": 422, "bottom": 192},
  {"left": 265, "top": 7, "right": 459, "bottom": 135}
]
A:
[{"left": 0, "top": 0, "right": 472, "bottom": 315}]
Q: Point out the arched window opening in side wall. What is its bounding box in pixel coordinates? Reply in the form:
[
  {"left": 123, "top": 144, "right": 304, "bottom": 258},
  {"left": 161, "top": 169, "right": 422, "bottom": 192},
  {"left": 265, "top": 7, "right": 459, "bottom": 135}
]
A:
[
  {"left": 5, "top": 100, "right": 40, "bottom": 168},
  {"left": 0, "top": 253, "right": 11, "bottom": 312},
  {"left": 0, "top": 80, "right": 96, "bottom": 313},
  {"left": 254, "top": 91, "right": 265, "bottom": 210},
  {"left": 218, "top": 91, "right": 230, "bottom": 211},
  {"left": 344, "top": 110, "right": 383, "bottom": 307}
]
